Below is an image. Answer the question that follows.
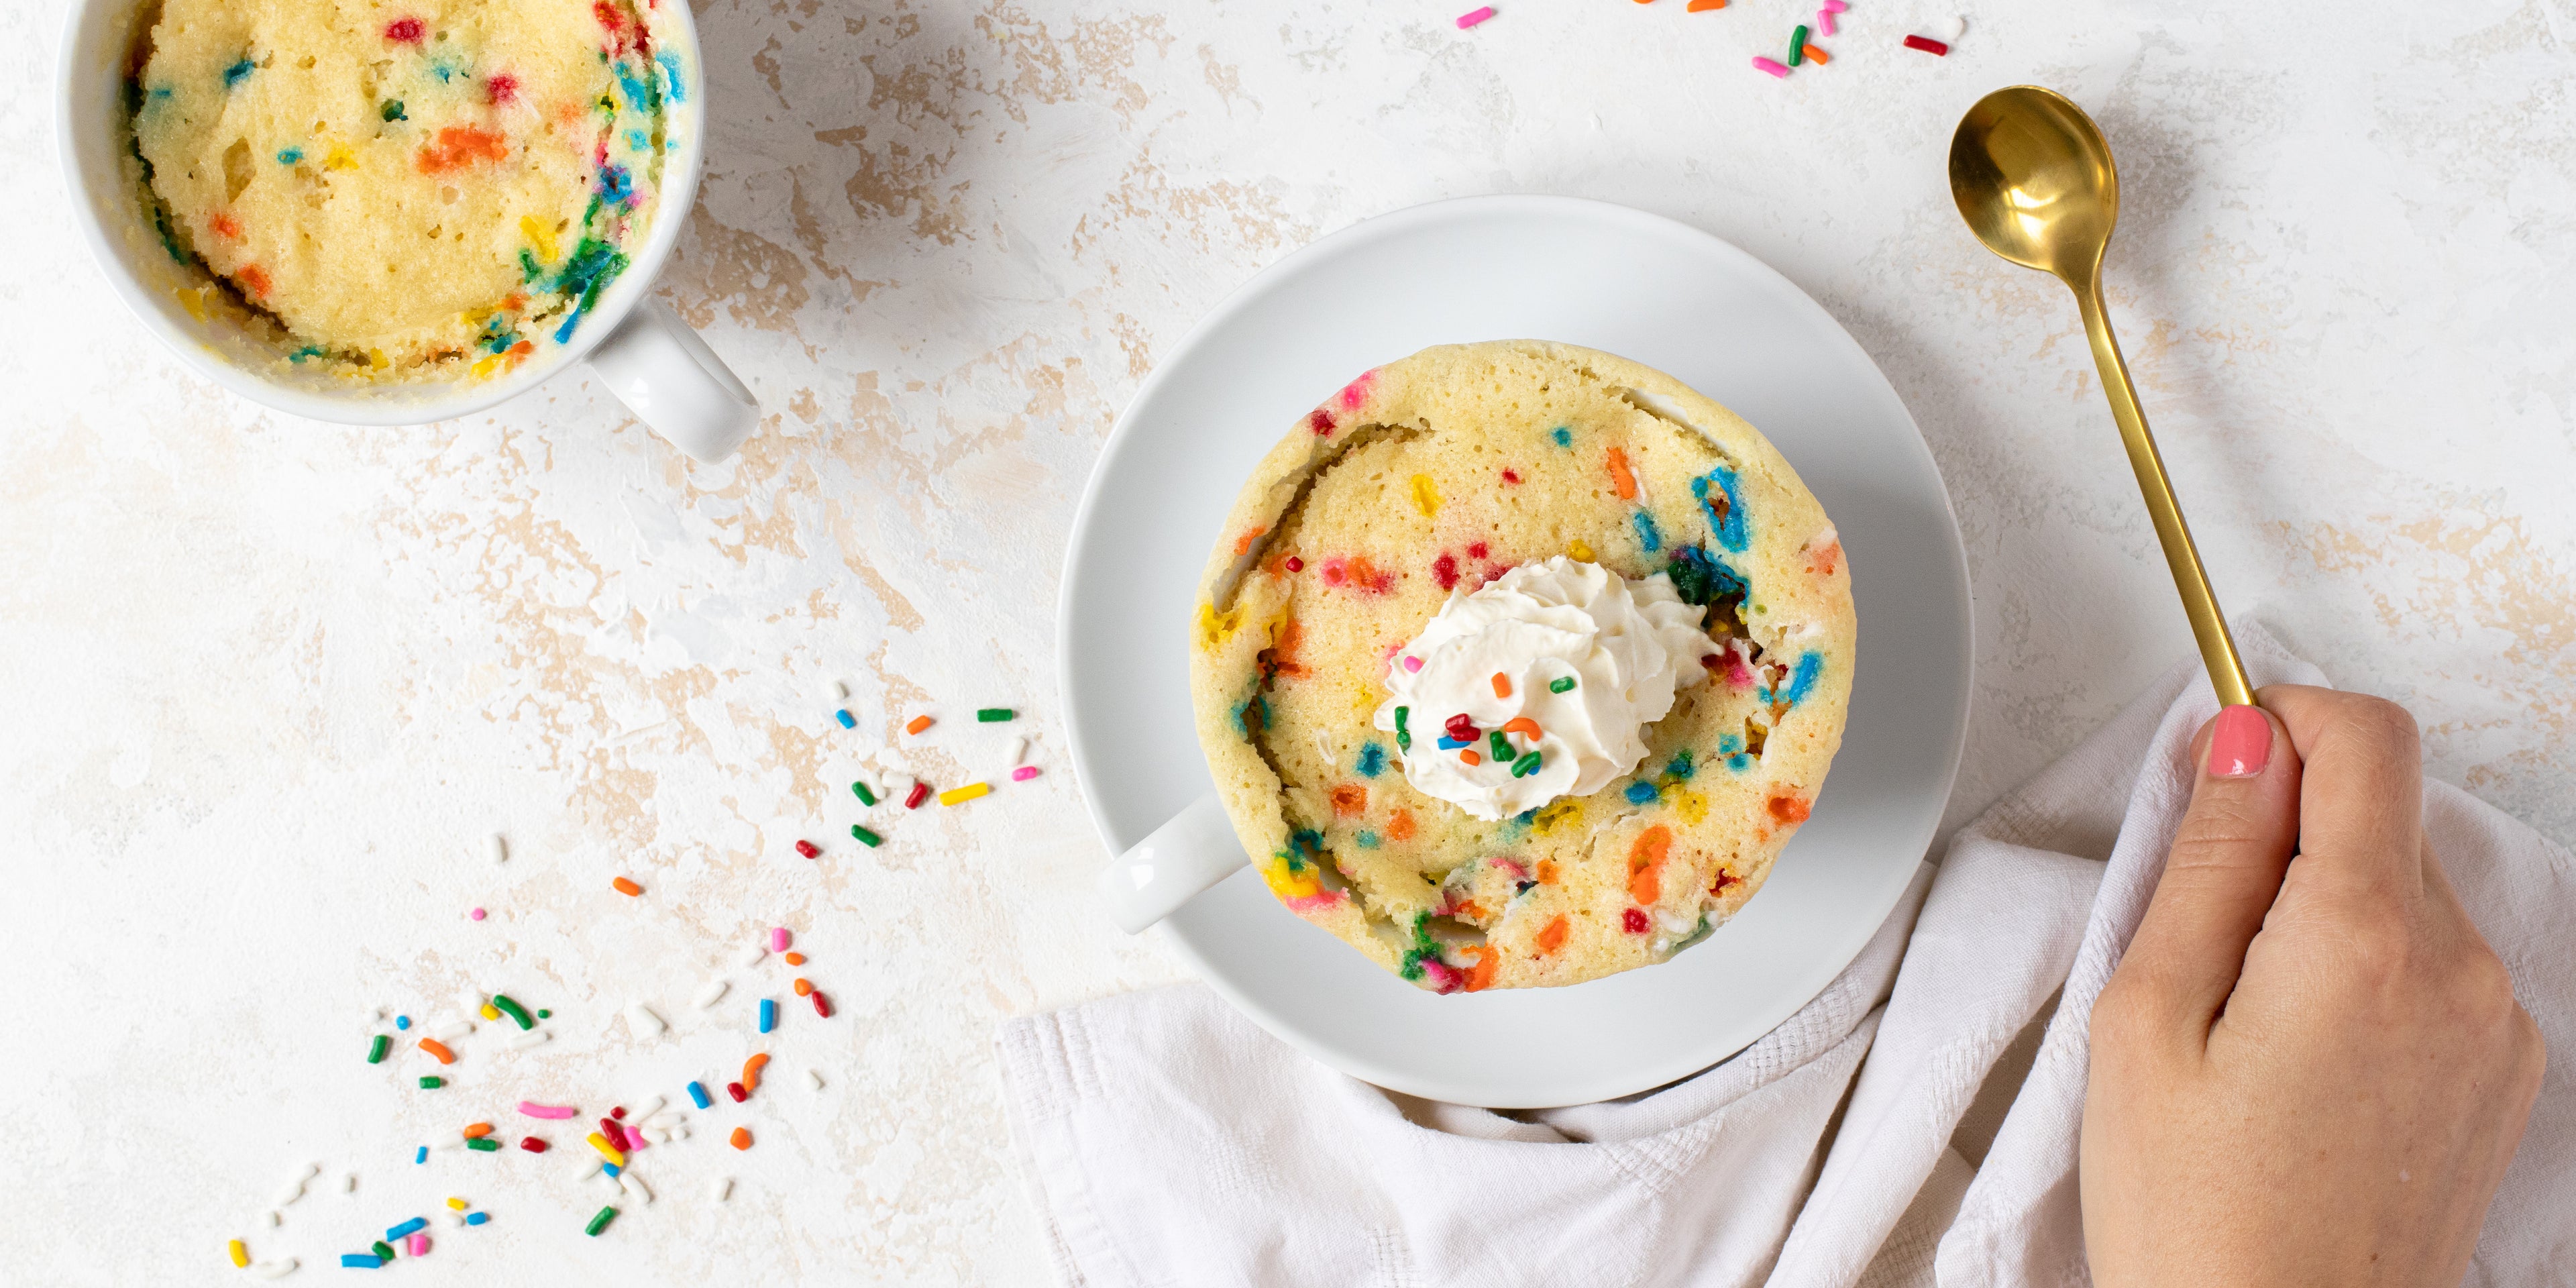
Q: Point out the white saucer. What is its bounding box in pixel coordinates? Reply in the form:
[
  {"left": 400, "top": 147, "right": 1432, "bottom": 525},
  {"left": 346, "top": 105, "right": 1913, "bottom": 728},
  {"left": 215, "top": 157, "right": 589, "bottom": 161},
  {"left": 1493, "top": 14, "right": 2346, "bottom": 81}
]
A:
[{"left": 1059, "top": 195, "right": 1970, "bottom": 1108}]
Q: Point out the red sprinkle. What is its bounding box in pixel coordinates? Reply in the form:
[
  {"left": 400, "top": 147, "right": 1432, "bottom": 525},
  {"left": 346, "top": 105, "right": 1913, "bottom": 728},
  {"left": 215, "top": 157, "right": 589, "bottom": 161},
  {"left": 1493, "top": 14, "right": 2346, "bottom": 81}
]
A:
[
  {"left": 1307, "top": 409, "right": 1336, "bottom": 435},
  {"left": 1444, "top": 713, "right": 1479, "bottom": 742},
  {"left": 384, "top": 16, "right": 423, "bottom": 43},
  {"left": 1904, "top": 34, "right": 1949, "bottom": 54},
  {"left": 725, "top": 1081, "right": 748, "bottom": 1103},
  {"left": 1623, "top": 908, "right": 1651, "bottom": 934},
  {"left": 794, "top": 839, "right": 820, "bottom": 859},
  {"left": 903, "top": 782, "right": 931, "bottom": 810},
  {"left": 485, "top": 73, "right": 517, "bottom": 105},
  {"left": 519, "top": 1136, "right": 548, "bottom": 1153},
  {"left": 1285, "top": 556, "right": 1303, "bottom": 572},
  {"left": 610, "top": 1106, "right": 625, "bottom": 1120},
  {"left": 811, "top": 991, "right": 832, "bottom": 1018},
  {"left": 598, "top": 1119, "right": 627, "bottom": 1150},
  {"left": 1433, "top": 553, "right": 1460, "bottom": 590},
  {"left": 1501, "top": 469, "right": 1521, "bottom": 485},
  {"left": 1467, "top": 541, "right": 1489, "bottom": 559}
]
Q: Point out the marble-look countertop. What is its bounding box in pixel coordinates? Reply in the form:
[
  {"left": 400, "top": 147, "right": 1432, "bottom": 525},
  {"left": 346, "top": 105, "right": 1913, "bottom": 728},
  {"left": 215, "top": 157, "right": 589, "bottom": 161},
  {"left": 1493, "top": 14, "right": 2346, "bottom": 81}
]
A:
[{"left": 6, "top": 0, "right": 2571, "bottom": 1281}]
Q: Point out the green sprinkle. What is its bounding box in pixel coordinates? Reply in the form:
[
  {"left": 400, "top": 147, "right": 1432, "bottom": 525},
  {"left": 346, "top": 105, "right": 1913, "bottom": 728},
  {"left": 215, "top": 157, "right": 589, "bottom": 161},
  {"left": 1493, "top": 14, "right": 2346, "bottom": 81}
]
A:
[
  {"left": 1549, "top": 676, "right": 1576, "bottom": 694},
  {"left": 851, "top": 825, "right": 882, "bottom": 848},
  {"left": 1394, "top": 706, "right": 1409, "bottom": 731},
  {"left": 1489, "top": 731, "right": 1513, "bottom": 763},
  {"left": 379, "top": 99, "right": 405, "bottom": 121},
  {"left": 1397, "top": 728, "right": 1410, "bottom": 751},
  {"left": 466, "top": 1136, "right": 499, "bottom": 1152},
  {"left": 851, "top": 780, "right": 877, "bottom": 806},
  {"left": 586, "top": 1206, "right": 619, "bottom": 1237},
  {"left": 372, "top": 1241, "right": 394, "bottom": 1260},
  {"left": 537, "top": 1009, "right": 551, "bottom": 1018},
  {"left": 490, "top": 995, "right": 535, "bottom": 1030},
  {"left": 1513, "top": 751, "right": 1542, "bottom": 778},
  {"left": 1788, "top": 25, "right": 1809, "bottom": 65},
  {"left": 975, "top": 708, "right": 1015, "bottom": 722},
  {"left": 366, "top": 1035, "right": 390, "bottom": 1064},
  {"left": 419, "top": 1076, "right": 443, "bottom": 1089}
]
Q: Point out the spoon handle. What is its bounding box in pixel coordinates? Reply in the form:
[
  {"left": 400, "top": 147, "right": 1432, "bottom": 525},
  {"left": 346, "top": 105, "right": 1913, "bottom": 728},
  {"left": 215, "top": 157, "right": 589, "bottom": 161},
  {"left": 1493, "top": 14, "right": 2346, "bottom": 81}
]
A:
[{"left": 2074, "top": 285, "right": 2259, "bottom": 709}]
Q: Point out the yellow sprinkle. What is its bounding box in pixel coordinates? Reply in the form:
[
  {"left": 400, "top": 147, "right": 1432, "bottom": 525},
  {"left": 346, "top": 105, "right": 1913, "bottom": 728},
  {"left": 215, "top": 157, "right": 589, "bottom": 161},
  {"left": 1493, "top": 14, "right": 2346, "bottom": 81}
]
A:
[
  {"left": 519, "top": 215, "right": 559, "bottom": 264},
  {"left": 367, "top": 347, "right": 390, "bottom": 371},
  {"left": 478, "top": 1002, "right": 500, "bottom": 1021},
  {"left": 1260, "top": 861, "right": 1320, "bottom": 902},
  {"left": 1672, "top": 789, "right": 1710, "bottom": 826},
  {"left": 445, "top": 1197, "right": 468, "bottom": 1211},
  {"left": 174, "top": 286, "right": 207, "bottom": 322},
  {"left": 1194, "top": 601, "right": 1246, "bottom": 651},
  {"left": 1568, "top": 539, "right": 1596, "bottom": 562},
  {"left": 470, "top": 355, "right": 499, "bottom": 380},
  {"left": 323, "top": 143, "right": 358, "bottom": 171},
  {"left": 227, "top": 1239, "right": 249, "bottom": 1268},
  {"left": 586, "top": 1132, "right": 627, "bottom": 1167},
  {"left": 463, "top": 307, "right": 494, "bottom": 327},
  {"left": 939, "top": 782, "right": 991, "bottom": 806},
  {"left": 1409, "top": 473, "right": 1441, "bottom": 518}
]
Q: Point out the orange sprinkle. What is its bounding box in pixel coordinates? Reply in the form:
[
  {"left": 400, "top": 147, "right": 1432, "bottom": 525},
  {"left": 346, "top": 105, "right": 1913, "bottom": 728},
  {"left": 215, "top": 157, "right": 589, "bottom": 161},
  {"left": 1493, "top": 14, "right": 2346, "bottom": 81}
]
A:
[
  {"left": 1605, "top": 447, "right": 1638, "bottom": 500},
  {"left": 729, "top": 1126, "right": 753, "bottom": 1150},
  {"left": 612, "top": 876, "right": 642, "bottom": 896},
  {"left": 1501, "top": 717, "right": 1542, "bottom": 739},
  {"left": 1768, "top": 794, "right": 1813, "bottom": 824},
  {"left": 1232, "top": 525, "right": 1267, "bottom": 557},
  {"left": 792, "top": 977, "right": 812, "bottom": 997},
  {"left": 1491, "top": 673, "right": 1513, "bottom": 699},
  {"left": 905, "top": 715, "right": 934, "bottom": 735},
  {"left": 207, "top": 212, "right": 241, "bottom": 240},
  {"left": 417, "top": 125, "right": 508, "bottom": 174},
  {"left": 462, "top": 1122, "right": 492, "bottom": 1139},
  {"left": 418, "top": 1038, "right": 455, "bottom": 1065},
  {"left": 742, "top": 1053, "right": 770, "bottom": 1092},
  {"left": 1536, "top": 858, "right": 1560, "bottom": 885},
  {"left": 1460, "top": 749, "right": 1482, "bottom": 767},
  {"left": 783, "top": 951, "right": 806, "bottom": 966},
  {"left": 1386, "top": 810, "right": 1415, "bottom": 841},
  {"left": 1628, "top": 825, "right": 1672, "bottom": 906},
  {"left": 1461, "top": 944, "right": 1499, "bottom": 991},
  {"left": 1686, "top": 0, "right": 1727, "bottom": 9},
  {"left": 1801, "top": 41, "right": 1829, "bottom": 64},
  {"left": 1330, "top": 783, "right": 1368, "bottom": 816},
  {"left": 235, "top": 264, "right": 272, "bottom": 298},
  {"left": 1534, "top": 915, "right": 1570, "bottom": 955}
]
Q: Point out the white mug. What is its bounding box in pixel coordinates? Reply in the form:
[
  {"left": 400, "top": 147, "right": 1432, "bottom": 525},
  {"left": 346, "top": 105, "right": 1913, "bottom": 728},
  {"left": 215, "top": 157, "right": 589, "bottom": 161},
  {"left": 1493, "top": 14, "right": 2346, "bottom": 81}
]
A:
[
  {"left": 1093, "top": 792, "right": 1251, "bottom": 934},
  {"left": 54, "top": 0, "right": 757, "bottom": 462}
]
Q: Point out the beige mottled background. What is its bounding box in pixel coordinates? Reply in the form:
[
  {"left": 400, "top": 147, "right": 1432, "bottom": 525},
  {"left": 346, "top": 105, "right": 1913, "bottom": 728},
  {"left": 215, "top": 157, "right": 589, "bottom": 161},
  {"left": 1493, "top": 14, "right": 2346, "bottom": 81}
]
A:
[{"left": 5, "top": 0, "right": 2572, "bottom": 1282}]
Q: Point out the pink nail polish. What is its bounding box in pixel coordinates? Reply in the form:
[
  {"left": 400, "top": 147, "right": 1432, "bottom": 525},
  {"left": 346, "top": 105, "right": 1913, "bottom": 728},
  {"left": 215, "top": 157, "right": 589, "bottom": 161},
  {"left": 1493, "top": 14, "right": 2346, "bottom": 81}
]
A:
[{"left": 2208, "top": 704, "right": 2271, "bottom": 778}]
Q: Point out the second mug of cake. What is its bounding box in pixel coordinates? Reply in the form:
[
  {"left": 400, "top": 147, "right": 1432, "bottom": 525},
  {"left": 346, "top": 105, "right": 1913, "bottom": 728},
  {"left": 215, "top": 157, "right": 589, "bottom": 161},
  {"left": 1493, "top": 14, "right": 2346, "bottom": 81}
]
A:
[{"left": 56, "top": 0, "right": 756, "bottom": 461}]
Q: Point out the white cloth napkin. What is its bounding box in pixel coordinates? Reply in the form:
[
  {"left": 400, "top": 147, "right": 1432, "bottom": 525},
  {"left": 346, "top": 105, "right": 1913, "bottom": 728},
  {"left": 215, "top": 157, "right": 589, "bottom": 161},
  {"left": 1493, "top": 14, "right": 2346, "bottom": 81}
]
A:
[{"left": 1000, "top": 629, "right": 2576, "bottom": 1286}]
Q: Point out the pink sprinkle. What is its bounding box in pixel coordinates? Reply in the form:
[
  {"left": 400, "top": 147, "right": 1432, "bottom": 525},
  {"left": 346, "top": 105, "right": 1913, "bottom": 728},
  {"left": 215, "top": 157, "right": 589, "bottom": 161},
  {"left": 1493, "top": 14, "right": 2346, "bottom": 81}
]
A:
[
  {"left": 1821, "top": 0, "right": 1847, "bottom": 10},
  {"left": 407, "top": 1233, "right": 427, "bottom": 1256},
  {"left": 518, "top": 1101, "right": 578, "bottom": 1120},
  {"left": 1456, "top": 7, "right": 1495, "bottom": 30},
  {"left": 770, "top": 926, "right": 790, "bottom": 952},
  {"left": 1011, "top": 765, "right": 1040, "bottom": 782},
  {"left": 1817, "top": 10, "right": 1836, "bottom": 35},
  {"left": 1403, "top": 656, "right": 1424, "bottom": 673},
  {"left": 468, "top": 907, "right": 486, "bottom": 920},
  {"left": 1752, "top": 56, "right": 1792, "bottom": 78}
]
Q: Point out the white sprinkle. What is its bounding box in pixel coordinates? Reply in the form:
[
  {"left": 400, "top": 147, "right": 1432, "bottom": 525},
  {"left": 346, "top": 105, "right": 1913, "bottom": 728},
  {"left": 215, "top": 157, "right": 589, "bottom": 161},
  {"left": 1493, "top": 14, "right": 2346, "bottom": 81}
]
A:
[
  {"left": 488, "top": 833, "right": 508, "bottom": 864},
  {"left": 881, "top": 771, "right": 916, "bottom": 801},
  {"left": 439, "top": 1209, "right": 467, "bottom": 1228},
  {"left": 1002, "top": 735, "right": 1028, "bottom": 771},
  {"left": 430, "top": 1132, "right": 467, "bottom": 1150},
  {"left": 271, "top": 1163, "right": 317, "bottom": 1208},
  {"left": 625, "top": 1003, "right": 666, "bottom": 1039},
  {"left": 457, "top": 990, "right": 487, "bottom": 1016},
  {"left": 644, "top": 1111, "right": 682, "bottom": 1129},
  {"left": 692, "top": 979, "right": 730, "bottom": 1010},
  {"left": 806, "top": 1068, "right": 825, "bottom": 1091},
  {"left": 640, "top": 1126, "right": 669, "bottom": 1144},
  {"left": 262, "top": 1210, "right": 280, "bottom": 1228},
  {"left": 710, "top": 1177, "right": 733, "bottom": 1203},
  {"left": 823, "top": 677, "right": 848, "bottom": 701},
  {"left": 669, "top": 1122, "right": 692, "bottom": 1140},
  {"left": 248, "top": 1258, "right": 299, "bottom": 1279},
  {"left": 590, "top": 1169, "right": 621, "bottom": 1191},
  {"left": 1936, "top": 13, "right": 1966, "bottom": 40},
  {"left": 362, "top": 1006, "right": 386, "bottom": 1024},
  {"left": 619, "top": 1172, "right": 655, "bottom": 1205},
  {"left": 341, "top": 1173, "right": 357, "bottom": 1194},
  {"left": 508, "top": 1028, "right": 549, "bottom": 1051},
  {"left": 735, "top": 944, "right": 768, "bottom": 969},
  {"left": 576, "top": 1158, "right": 602, "bottom": 1180},
  {"left": 628, "top": 1094, "right": 666, "bottom": 1120},
  {"left": 430, "top": 1020, "right": 473, "bottom": 1041}
]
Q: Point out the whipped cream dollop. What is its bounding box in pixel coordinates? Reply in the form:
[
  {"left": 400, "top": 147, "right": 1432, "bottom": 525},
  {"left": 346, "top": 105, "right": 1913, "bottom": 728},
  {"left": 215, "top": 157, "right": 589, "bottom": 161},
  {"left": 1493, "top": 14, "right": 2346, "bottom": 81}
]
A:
[{"left": 1373, "top": 557, "right": 1711, "bottom": 820}]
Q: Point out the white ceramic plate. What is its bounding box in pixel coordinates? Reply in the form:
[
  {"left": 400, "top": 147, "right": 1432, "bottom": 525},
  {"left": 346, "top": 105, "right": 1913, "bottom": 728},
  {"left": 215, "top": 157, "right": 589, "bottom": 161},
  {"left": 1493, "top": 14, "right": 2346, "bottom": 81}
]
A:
[{"left": 1059, "top": 195, "right": 1970, "bottom": 1108}]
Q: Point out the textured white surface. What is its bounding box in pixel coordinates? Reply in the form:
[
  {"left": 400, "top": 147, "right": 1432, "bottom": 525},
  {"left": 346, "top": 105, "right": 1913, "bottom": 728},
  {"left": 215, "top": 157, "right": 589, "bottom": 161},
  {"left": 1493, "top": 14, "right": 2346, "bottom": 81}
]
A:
[{"left": 4, "top": 0, "right": 2573, "bottom": 1281}]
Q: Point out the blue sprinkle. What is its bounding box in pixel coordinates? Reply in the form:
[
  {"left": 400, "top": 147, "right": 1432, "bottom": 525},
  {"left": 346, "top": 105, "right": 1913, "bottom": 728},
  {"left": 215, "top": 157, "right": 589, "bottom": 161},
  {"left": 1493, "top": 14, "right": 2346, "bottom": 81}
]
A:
[
  {"left": 1631, "top": 509, "right": 1662, "bottom": 553},
  {"left": 414, "top": 1146, "right": 427, "bottom": 1165},
  {"left": 688, "top": 1081, "right": 712, "bottom": 1108},
  {"left": 341, "top": 1254, "right": 384, "bottom": 1268},
  {"left": 276, "top": 146, "right": 303, "bottom": 165},
  {"left": 1624, "top": 782, "right": 1660, "bottom": 806},
  {"left": 394, "top": 1015, "right": 409, "bottom": 1030},
  {"left": 602, "top": 1163, "right": 620, "bottom": 1177},
  {"left": 1356, "top": 741, "right": 1387, "bottom": 777},
  {"left": 1355, "top": 830, "right": 1380, "bottom": 849},
  {"left": 597, "top": 164, "right": 635, "bottom": 208},
  {"left": 223, "top": 58, "right": 255, "bottom": 89},
  {"left": 432, "top": 60, "right": 457, "bottom": 84},
  {"left": 386, "top": 1218, "right": 427, "bottom": 1240},
  {"left": 1691, "top": 466, "right": 1750, "bottom": 553},
  {"left": 1662, "top": 749, "right": 1696, "bottom": 782},
  {"left": 1515, "top": 808, "right": 1537, "bottom": 826},
  {"left": 615, "top": 62, "right": 657, "bottom": 112},
  {"left": 289, "top": 344, "right": 327, "bottom": 363},
  {"left": 1729, "top": 752, "right": 1753, "bottom": 772},
  {"left": 655, "top": 50, "right": 688, "bottom": 103},
  {"left": 758, "top": 998, "right": 777, "bottom": 1034},
  {"left": 625, "top": 129, "right": 649, "bottom": 152},
  {"left": 148, "top": 85, "right": 172, "bottom": 102},
  {"left": 1550, "top": 427, "right": 1572, "bottom": 448},
  {"left": 1764, "top": 651, "right": 1824, "bottom": 707},
  {"left": 465, "top": 1212, "right": 489, "bottom": 1226},
  {"left": 834, "top": 708, "right": 855, "bottom": 729},
  {"left": 1291, "top": 828, "right": 1325, "bottom": 858},
  {"left": 1436, "top": 735, "right": 1468, "bottom": 751}
]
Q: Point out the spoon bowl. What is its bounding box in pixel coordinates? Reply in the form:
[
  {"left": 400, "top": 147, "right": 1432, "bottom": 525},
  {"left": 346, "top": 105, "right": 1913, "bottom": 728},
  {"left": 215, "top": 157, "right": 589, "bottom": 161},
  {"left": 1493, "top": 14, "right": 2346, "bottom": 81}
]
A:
[{"left": 1948, "top": 86, "right": 2121, "bottom": 285}]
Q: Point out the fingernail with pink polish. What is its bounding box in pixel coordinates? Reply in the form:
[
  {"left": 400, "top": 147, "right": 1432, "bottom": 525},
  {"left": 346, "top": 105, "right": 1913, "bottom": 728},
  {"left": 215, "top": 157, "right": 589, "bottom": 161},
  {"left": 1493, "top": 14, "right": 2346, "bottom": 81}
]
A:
[{"left": 2208, "top": 704, "right": 2271, "bottom": 778}]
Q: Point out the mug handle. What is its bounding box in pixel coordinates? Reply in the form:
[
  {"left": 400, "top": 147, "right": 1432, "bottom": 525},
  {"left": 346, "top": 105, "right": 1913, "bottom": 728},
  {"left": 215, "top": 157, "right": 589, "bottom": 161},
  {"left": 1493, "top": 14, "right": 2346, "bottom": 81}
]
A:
[
  {"left": 1095, "top": 792, "right": 1249, "bottom": 933},
  {"left": 588, "top": 299, "right": 760, "bottom": 462}
]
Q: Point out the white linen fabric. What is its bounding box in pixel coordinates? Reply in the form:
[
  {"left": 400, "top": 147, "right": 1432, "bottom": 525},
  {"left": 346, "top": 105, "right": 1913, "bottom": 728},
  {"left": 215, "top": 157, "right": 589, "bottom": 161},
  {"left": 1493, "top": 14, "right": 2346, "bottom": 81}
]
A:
[{"left": 1002, "top": 628, "right": 2576, "bottom": 1286}]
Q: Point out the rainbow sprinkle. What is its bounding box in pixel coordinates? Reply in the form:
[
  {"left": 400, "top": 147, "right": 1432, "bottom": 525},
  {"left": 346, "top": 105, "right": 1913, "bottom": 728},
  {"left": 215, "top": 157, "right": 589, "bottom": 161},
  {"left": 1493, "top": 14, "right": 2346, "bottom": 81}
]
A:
[
  {"left": 1456, "top": 5, "right": 1495, "bottom": 28},
  {"left": 1752, "top": 56, "right": 1790, "bottom": 78},
  {"left": 939, "top": 782, "right": 991, "bottom": 806}
]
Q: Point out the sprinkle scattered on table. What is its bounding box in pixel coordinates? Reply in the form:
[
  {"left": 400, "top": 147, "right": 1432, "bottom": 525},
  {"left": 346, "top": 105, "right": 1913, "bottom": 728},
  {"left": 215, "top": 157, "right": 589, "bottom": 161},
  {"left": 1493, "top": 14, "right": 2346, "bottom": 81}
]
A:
[
  {"left": 1456, "top": 5, "right": 1495, "bottom": 30},
  {"left": 904, "top": 714, "right": 934, "bottom": 735},
  {"left": 851, "top": 824, "right": 883, "bottom": 847},
  {"left": 940, "top": 782, "right": 991, "bottom": 806},
  {"left": 1904, "top": 34, "right": 1949, "bottom": 54},
  {"left": 1011, "top": 765, "right": 1040, "bottom": 782},
  {"left": 611, "top": 876, "right": 643, "bottom": 897},
  {"left": 1752, "top": 56, "right": 1790, "bottom": 78}
]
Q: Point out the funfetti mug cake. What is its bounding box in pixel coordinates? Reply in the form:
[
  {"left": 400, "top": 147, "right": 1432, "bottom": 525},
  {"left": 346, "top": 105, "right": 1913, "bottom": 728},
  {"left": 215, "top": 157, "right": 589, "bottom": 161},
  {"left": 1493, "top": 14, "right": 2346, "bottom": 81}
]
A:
[{"left": 1188, "top": 341, "right": 1856, "bottom": 992}]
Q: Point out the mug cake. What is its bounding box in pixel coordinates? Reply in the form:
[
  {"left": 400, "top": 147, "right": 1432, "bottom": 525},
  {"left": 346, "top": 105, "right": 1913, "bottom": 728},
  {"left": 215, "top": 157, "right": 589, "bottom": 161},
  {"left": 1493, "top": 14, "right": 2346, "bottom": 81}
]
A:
[
  {"left": 124, "top": 0, "right": 674, "bottom": 381},
  {"left": 1188, "top": 341, "right": 1856, "bottom": 991}
]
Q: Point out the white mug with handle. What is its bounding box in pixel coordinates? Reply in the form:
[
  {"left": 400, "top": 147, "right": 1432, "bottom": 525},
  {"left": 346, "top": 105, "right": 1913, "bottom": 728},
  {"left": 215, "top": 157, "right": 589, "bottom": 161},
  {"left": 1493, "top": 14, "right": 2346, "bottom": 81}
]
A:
[
  {"left": 54, "top": 0, "right": 757, "bottom": 462},
  {"left": 1094, "top": 792, "right": 1253, "bottom": 934}
]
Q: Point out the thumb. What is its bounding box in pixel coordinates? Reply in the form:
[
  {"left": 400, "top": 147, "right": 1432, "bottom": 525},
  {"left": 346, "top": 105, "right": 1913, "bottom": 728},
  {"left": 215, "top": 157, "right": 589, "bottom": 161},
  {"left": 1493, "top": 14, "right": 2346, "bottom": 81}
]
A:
[{"left": 2115, "top": 702, "right": 2303, "bottom": 1046}]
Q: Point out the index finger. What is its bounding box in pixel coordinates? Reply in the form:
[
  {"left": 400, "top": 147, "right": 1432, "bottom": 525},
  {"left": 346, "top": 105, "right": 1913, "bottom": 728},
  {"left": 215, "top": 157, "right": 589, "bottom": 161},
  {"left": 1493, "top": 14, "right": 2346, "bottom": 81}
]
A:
[{"left": 2256, "top": 684, "right": 2425, "bottom": 904}]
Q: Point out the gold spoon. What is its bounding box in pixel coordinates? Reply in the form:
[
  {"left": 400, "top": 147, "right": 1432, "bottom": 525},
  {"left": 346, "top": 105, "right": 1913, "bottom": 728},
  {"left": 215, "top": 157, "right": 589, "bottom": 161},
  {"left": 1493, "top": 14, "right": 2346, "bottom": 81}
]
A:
[{"left": 1948, "top": 85, "right": 2257, "bottom": 709}]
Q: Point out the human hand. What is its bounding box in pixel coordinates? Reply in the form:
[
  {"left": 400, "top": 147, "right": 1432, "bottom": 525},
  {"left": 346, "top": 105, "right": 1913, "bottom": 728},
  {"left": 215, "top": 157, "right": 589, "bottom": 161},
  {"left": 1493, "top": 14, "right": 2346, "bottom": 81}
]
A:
[{"left": 2081, "top": 685, "right": 2544, "bottom": 1287}]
